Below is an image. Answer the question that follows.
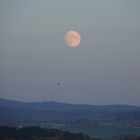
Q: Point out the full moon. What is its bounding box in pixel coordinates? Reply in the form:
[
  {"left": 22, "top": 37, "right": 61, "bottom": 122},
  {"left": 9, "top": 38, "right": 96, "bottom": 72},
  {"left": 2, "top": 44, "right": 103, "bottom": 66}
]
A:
[{"left": 65, "top": 31, "right": 81, "bottom": 48}]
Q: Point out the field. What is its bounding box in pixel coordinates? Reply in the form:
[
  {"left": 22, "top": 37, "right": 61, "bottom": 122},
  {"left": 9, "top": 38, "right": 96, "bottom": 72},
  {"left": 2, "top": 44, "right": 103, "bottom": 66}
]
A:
[
  {"left": 62, "top": 125, "right": 140, "bottom": 139},
  {"left": 41, "top": 123, "right": 140, "bottom": 139}
]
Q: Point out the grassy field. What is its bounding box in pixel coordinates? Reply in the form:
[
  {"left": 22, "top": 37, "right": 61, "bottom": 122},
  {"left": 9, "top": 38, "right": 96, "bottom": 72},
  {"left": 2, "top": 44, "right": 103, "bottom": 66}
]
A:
[
  {"left": 31, "top": 123, "right": 140, "bottom": 139},
  {"left": 61, "top": 126, "right": 140, "bottom": 139}
]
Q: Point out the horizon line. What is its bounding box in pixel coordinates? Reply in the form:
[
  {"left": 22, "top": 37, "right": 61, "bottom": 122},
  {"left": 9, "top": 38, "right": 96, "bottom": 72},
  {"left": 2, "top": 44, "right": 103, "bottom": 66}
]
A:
[{"left": 0, "top": 97, "right": 140, "bottom": 107}]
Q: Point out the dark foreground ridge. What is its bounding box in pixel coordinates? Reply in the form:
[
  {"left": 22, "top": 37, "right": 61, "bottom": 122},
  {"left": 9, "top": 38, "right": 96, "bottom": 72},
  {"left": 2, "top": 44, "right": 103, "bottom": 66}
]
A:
[
  {"left": 0, "top": 126, "right": 98, "bottom": 140},
  {"left": 0, "top": 126, "right": 140, "bottom": 140}
]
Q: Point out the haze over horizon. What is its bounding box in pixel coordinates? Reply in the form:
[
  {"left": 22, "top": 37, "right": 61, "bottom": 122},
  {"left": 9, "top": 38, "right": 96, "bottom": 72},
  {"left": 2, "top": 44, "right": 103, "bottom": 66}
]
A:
[
  {"left": 1, "top": 97, "right": 140, "bottom": 107},
  {"left": 0, "top": 0, "right": 140, "bottom": 105}
]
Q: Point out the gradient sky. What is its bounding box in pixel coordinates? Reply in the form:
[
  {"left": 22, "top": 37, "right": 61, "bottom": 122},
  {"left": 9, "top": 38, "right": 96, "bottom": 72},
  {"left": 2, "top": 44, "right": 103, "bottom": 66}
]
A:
[{"left": 0, "top": 0, "right": 140, "bottom": 105}]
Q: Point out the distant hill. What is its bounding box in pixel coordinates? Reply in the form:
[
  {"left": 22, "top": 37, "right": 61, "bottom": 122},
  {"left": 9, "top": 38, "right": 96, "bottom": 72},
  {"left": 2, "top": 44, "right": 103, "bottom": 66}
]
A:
[
  {"left": 0, "top": 98, "right": 140, "bottom": 126},
  {"left": 0, "top": 98, "right": 140, "bottom": 110}
]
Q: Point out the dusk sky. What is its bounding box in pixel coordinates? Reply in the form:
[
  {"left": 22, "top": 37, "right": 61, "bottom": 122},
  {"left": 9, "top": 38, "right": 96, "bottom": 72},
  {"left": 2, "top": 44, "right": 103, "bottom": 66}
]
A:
[{"left": 0, "top": 0, "right": 140, "bottom": 105}]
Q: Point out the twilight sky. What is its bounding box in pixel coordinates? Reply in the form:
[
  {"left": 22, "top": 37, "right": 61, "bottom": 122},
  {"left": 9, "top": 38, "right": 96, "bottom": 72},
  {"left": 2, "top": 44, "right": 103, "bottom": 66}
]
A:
[{"left": 0, "top": 0, "right": 140, "bottom": 105}]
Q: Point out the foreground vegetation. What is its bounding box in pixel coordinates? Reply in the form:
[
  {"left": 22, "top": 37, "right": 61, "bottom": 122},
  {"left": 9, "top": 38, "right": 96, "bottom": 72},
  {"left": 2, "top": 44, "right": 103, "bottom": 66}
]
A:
[
  {"left": 0, "top": 126, "right": 100, "bottom": 140},
  {"left": 0, "top": 126, "right": 140, "bottom": 140}
]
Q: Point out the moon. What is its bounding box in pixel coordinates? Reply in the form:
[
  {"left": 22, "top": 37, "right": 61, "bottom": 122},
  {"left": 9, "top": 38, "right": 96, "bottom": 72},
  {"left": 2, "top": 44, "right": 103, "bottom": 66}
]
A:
[{"left": 65, "top": 31, "right": 81, "bottom": 48}]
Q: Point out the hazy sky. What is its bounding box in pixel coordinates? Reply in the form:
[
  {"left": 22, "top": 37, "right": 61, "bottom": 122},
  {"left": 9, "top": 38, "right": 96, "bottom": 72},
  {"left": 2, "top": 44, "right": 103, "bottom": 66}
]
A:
[{"left": 0, "top": 0, "right": 140, "bottom": 105}]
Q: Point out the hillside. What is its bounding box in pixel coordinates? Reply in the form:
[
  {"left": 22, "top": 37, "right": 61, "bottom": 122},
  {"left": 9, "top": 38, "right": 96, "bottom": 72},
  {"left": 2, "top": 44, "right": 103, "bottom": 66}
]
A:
[
  {"left": 1, "top": 98, "right": 140, "bottom": 139},
  {"left": 0, "top": 98, "right": 140, "bottom": 126}
]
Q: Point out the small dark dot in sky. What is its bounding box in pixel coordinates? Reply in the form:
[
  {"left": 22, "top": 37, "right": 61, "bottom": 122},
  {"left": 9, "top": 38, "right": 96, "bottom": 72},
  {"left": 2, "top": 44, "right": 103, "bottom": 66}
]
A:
[{"left": 57, "top": 83, "right": 60, "bottom": 86}]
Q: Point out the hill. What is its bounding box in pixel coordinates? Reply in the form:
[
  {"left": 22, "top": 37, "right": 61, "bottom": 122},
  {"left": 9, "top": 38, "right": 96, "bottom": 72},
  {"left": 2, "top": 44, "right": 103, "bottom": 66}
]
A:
[{"left": 0, "top": 98, "right": 140, "bottom": 126}]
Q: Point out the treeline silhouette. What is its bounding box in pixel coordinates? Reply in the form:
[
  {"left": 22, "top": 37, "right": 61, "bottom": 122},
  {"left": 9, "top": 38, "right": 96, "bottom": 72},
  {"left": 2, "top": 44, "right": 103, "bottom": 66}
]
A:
[
  {"left": 0, "top": 126, "right": 100, "bottom": 140},
  {"left": 0, "top": 126, "right": 140, "bottom": 140}
]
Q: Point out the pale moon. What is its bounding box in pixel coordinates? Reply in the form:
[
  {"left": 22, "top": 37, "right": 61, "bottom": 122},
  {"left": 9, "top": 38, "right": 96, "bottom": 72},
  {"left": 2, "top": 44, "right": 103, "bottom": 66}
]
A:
[{"left": 65, "top": 31, "right": 81, "bottom": 48}]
